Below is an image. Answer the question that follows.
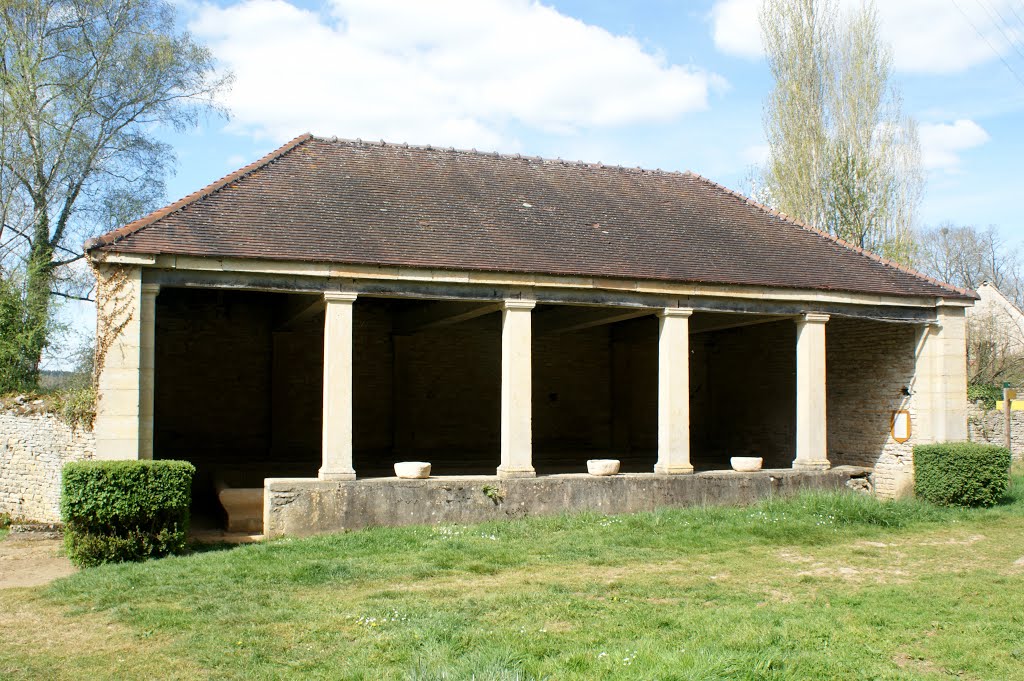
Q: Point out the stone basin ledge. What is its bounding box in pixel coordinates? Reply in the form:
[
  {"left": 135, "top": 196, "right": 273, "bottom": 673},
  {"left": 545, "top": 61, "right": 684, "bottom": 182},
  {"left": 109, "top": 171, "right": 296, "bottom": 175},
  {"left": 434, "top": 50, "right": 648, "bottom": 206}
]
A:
[{"left": 263, "top": 466, "right": 871, "bottom": 538}]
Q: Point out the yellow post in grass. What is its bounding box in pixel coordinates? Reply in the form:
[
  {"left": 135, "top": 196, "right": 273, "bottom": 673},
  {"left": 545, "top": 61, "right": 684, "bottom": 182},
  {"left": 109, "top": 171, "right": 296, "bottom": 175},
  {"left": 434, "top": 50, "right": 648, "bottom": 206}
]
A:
[{"left": 1003, "top": 383, "right": 1015, "bottom": 454}]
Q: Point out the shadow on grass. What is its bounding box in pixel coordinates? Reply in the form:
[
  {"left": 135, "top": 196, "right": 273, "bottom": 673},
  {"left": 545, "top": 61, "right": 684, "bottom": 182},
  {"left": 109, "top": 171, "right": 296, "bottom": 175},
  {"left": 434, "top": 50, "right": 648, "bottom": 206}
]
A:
[
  {"left": 995, "top": 469, "right": 1024, "bottom": 509},
  {"left": 185, "top": 540, "right": 244, "bottom": 556}
]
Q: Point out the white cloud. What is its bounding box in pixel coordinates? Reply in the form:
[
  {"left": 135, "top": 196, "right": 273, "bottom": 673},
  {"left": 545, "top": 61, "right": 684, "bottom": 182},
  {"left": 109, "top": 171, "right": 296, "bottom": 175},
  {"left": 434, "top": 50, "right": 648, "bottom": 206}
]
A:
[
  {"left": 740, "top": 143, "right": 769, "bottom": 166},
  {"left": 189, "top": 0, "right": 722, "bottom": 149},
  {"left": 918, "top": 119, "right": 990, "bottom": 170},
  {"left": 710, "top": 0, "right": 762, "bottom": 60},
  {"left": 709, "top": 0, "right": 1023, "bottom": 74}
]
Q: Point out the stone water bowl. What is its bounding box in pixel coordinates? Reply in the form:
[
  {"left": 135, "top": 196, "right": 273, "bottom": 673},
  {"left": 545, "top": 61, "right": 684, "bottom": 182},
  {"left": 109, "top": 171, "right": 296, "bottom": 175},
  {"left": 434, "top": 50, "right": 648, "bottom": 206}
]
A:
[
  {"left": 730, "top": 456, "right": 763, "bottom": 472},
  {"left": 394, "top": 461, "right": 431, "bottom": 479},
  {"left": 587, "top": 459, "right": 621, "bottom": 476}
]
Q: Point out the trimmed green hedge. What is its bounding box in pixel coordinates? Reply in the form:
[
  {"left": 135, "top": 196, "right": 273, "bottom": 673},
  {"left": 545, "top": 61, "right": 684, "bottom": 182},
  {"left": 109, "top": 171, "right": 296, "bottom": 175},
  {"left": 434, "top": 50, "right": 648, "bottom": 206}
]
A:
[
  {"left": 913, "top": 443, "right": 1011, "bottom": 508},
  {"left": 61, "top": 460, "right": 195, "bottom": 567}
]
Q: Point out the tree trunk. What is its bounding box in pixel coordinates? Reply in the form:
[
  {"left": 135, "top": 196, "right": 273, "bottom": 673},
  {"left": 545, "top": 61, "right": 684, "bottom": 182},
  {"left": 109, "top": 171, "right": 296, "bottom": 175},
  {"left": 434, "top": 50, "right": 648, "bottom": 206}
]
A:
[{"left": 23, "top": 211, "right": 54, "bottom": 382}]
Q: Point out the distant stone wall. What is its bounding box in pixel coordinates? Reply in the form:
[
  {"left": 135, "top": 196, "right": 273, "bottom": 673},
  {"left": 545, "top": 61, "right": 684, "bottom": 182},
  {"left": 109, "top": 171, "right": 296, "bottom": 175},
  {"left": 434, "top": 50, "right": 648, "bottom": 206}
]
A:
[
  {"left": 0, "top": 411, "right": 95, "bottom": 522},
  {"left": 968, "top": 403, "right": 1024, "bottom": 461}
]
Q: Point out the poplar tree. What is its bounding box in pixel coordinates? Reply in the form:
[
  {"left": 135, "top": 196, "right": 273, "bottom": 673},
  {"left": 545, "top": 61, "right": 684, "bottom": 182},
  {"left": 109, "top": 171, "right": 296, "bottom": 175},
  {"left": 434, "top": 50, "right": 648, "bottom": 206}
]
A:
[{"left": 759, "top": 0, "right": 922, "bottom": 264}]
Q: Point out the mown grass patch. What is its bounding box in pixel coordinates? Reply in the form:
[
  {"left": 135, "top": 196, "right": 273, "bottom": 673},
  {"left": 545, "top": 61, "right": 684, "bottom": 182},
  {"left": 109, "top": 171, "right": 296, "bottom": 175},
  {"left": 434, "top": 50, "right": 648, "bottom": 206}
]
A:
[{"left": 2, "top": 470, "right": 1022, "bottom": 680}]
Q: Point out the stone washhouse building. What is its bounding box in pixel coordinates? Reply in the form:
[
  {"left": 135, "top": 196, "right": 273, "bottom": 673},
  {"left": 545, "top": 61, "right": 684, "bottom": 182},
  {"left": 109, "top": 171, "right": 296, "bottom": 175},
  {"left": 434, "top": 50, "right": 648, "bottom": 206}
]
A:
[{"left": 85, "top": 134, "right": 974, "bottom": 537}]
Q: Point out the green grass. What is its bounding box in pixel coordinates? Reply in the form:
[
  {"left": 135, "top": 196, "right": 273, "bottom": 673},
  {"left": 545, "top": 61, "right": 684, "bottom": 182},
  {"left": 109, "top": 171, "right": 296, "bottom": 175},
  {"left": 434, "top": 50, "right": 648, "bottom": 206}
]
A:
[{"left": 3, "top": 471, "right": 1024, "bottom": 680}]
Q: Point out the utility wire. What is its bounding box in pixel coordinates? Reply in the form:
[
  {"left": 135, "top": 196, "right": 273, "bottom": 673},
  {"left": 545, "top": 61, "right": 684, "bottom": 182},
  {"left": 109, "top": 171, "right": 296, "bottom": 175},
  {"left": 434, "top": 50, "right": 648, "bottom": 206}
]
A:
[
  {"left": 950, "top": 0, "right": 1024, "bottom": 88},
  {"left": 973, "top": 0, "right": 1024, "bottom": 65},
  {"left": 994, "top": 0, "right": 1024, "bottom": 35}
]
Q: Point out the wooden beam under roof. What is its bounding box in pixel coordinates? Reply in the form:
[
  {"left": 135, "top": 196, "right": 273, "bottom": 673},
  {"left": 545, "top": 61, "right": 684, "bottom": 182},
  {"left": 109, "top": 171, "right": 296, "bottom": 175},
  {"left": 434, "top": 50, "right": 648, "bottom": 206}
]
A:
[
  {"left": 393, "top": 300, "right": 502, "bottom": 336},
  {"left": 275, "top": 294, "right": 326, "bottom": 330},
  {"left": 534, "top": 306, "right": 655, "bottom": 337}
]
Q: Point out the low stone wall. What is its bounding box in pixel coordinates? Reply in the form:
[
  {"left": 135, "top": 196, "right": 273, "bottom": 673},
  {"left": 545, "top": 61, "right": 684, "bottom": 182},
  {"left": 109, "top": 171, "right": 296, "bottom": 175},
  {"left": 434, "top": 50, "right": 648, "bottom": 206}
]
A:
[
  {"left": 968, "top": 403, "right": 1024, "bottom": 461},
  {"left": 0, "top": 411, "right": 95, "bottom": 522},
  {"left": 264, "top": 466, "right": 870, "bottom": 538}
]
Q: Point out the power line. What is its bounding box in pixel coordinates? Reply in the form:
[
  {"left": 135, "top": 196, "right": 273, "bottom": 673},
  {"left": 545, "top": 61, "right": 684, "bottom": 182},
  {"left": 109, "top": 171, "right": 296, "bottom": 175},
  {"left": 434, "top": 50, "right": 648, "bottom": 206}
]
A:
[
  {"left": 950, "top": 0, "right": 1024, "bottom": 88},
  {"left": 1001, "top": 0, "right": 1024, "bottom": 35},
  {"left": 973, "top": 0, "right": 1024, "bottom": 66}
]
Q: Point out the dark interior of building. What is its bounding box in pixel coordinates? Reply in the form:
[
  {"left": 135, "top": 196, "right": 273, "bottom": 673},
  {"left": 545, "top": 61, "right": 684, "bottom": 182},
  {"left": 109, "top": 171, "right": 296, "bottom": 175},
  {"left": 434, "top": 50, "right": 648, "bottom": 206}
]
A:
[{"left": 154, "top": 288, "right": 812, "bottom": 523}]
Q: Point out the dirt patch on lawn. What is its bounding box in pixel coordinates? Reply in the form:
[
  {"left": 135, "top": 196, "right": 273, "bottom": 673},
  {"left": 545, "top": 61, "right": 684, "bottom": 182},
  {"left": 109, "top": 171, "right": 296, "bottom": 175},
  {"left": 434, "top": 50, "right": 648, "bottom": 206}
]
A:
[
  {"left": 0, "top": 591, "right": 206, "bottom": 680},
  {"left": 0, "top": 536, "right": 76, "bottom": 589}
]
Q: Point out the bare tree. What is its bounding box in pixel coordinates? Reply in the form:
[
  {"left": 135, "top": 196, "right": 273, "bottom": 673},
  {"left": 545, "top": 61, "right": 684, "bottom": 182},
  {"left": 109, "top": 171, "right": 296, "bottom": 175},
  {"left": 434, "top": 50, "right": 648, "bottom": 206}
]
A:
[
  {"left": 759, "top": 0, "right": 922, "bottom": 264},
  {"left": 917, "top": 222, "right": 1024, "bottom": 387},
  {"left": 917, "top": 223, "right": 1022, "bottom": 304},
  {"left": 0, "top": 0, "right": 230, "bottom": 385}
]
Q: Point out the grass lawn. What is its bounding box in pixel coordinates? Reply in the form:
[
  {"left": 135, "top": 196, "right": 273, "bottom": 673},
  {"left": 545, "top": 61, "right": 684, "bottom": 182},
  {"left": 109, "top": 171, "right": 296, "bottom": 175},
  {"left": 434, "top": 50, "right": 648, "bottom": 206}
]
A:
[{"left": 3, "top": 471, "right": 1024, "bottom": 680}]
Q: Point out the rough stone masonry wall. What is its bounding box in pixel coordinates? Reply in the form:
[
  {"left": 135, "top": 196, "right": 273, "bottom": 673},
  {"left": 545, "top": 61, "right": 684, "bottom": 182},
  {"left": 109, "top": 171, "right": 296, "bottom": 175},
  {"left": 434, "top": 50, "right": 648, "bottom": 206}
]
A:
[
  {"left": 0, "top": 411, "right": 95, "bottom": 522},
  {"left": 967, "top": 403, "right": 1024, "bottom": 461},
  {"left": 826, "top": 318, "right": 919, "bottom": 498}
]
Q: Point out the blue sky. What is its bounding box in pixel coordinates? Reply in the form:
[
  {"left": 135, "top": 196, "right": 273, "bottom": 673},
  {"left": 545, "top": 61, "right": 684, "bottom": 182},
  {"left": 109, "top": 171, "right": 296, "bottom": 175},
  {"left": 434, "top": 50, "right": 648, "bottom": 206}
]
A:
[
  {"left": 161, "top": 0, "right": 1024, "bottom": 232},
  {"left": 46, "top": 0, "right": 1024, "bottom": 369}
]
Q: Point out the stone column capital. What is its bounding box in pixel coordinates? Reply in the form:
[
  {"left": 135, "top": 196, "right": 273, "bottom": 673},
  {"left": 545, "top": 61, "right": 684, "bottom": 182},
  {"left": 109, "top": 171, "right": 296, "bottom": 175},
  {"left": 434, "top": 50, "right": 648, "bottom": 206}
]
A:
[
  {"left": 799, "top": 312, "right": 830, "bottom": 324},
  {"left": 502, "top": 298, "right": 536, "bottom": 311},
  {"left": 323, "top": 291, "right": 358, "bottom": 304},
  {"left": 141, "top": 283, "right": 161, "bottom": 297},
  {"left": 659, "top": 307, "right": 694, "bottom": 318}
]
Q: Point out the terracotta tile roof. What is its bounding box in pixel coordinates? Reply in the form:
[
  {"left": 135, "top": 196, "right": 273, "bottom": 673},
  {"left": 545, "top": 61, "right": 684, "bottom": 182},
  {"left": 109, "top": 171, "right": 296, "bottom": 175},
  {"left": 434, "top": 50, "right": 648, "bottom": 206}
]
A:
[{"left": 87, "top": 134, "right": 975, "bottom": 300}]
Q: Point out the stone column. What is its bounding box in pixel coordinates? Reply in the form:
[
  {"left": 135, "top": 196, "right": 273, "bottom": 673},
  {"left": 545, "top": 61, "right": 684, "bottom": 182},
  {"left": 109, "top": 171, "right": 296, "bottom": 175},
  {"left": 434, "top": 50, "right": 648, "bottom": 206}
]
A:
[
  {"left": 918, "top": 306, "right": 968, "bottom": 443},
  {"left": 93, "top": 264, "right": 143, "bottom": 460},
  {"left": 498, "top": 299, "right": 536, "bottom": 478},
  {"left": 320, "top": 292, "right": 358, "bottom": 480},
  {"left": 656, "top": 307, "right": 694, "bottom": 475},
  {"left": 794, "top": 313, "right": 831, "bottom": 470},
  {"left": 139, "top": 283, "right": 160, "bottom": 460}
]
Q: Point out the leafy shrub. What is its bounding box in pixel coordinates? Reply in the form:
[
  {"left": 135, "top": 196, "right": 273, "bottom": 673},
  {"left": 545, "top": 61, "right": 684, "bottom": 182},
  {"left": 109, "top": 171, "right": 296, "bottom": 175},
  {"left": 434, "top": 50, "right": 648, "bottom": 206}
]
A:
[
  {"left": 967, "top": 383, "right": 1003, "bottom": 411},
  {"left": 0, "top": 275, "right": 45, "bottom": 393},
  {"left": 914, "top": 442, "right": 1011, "bottom": 507},
  {"left": 54, "top": 384, "right": 97, "bottom": 430},
  {"left": 61, "top": 460, "right": 195, "bottom": 567}
]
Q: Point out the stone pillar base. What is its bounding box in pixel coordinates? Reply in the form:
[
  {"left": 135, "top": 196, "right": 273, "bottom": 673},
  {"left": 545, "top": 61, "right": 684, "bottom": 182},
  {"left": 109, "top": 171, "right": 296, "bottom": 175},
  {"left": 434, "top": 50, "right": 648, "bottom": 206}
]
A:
[
  {"left": 496, "top": 467, "right": 536, "bottom": 479},
  {"left": 654, "top": 464, "right": 694, "bottom": 475},
  {"left": 792, "top": 460, "right": 831, "bottom": 471},
  {"left": 319, "top": 469, "right": 356, "bottom": 481}
]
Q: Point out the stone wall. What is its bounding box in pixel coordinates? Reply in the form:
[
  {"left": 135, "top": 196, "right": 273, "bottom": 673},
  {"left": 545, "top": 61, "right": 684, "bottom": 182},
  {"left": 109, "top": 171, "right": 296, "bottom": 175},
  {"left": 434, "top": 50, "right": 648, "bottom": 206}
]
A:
[
  {"left": 264, "top": 466, "right": 872, "bottom": 537},
  {"left": 0, "top": 411, "right": 95, "bottom": 522},
  {"left": 967, "top": 403, "right": 1024, "bottom": 461},
  {"left": 826, "top": 318, "right": 920, "bottom": 498}
]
